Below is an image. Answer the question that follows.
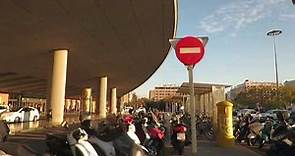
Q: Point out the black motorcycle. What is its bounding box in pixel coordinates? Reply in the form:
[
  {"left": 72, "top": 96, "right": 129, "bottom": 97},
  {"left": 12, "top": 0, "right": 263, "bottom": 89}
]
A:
[
  {"left": 266, "top": 124, "right": 295, "bottom": 156},
  {"left": 196, "top": 116, "right": 215, "bottom": 140}
]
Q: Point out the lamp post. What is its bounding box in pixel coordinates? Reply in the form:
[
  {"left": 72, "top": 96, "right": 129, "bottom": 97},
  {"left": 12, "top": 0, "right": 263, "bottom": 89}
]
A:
[{"left": 266, "top": 29, "right": 282, "bottom": 99}]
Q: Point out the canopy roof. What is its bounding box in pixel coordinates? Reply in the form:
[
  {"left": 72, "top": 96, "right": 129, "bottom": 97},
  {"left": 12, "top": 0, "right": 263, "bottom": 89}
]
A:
[{"left": 0, "top": 0, "right": 178, "bottom": 97}]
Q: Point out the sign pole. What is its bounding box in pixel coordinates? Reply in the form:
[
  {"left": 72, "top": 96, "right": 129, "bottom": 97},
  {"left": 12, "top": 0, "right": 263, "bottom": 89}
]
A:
[
  {"left": 170, "top": 36, "right": 208, "bottom": 155},
  {"left": 188, "top": 65, "right": 197, "bottom": 155}
]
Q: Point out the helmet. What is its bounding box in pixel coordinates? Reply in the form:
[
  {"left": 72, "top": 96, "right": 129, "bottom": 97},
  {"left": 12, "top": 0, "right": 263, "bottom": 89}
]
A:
[{"left": 123, "top": 115, "right": 134, "bottom": 125}]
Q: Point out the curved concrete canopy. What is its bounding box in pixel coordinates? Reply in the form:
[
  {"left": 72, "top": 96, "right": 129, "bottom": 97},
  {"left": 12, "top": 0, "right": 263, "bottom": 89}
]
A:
[{"left": 0, "top": 0, "right": 177, "bottom": 97}]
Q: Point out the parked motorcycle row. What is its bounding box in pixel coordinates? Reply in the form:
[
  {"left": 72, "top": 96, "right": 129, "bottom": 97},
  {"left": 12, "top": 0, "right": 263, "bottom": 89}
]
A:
[
  {"left": 234, "top": 111, "right": 295, "bottom": 156},
  {"left": 46, "top": 111, "right": 168, "bottom": 156}
]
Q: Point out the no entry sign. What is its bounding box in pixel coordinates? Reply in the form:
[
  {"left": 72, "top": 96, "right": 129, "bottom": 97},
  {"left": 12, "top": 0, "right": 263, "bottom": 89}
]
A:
[{"left": 175, "top": 36, "right": 205, "bottom": 65}]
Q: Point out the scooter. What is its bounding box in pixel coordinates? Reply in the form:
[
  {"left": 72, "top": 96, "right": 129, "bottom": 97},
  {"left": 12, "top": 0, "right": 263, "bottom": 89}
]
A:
[
  {"left": 257, "top": 118, "right": 276, "bottom": 148},
  {"left": 171, "top": 123, "right": 187, "bottom": 155},
  {"left": 247, "top": 120, "right": 265, "bottom": 146},
  {"left": 267, "top": 124, "right": 295, "bottom": 156},
  {"left": 67, "top": 128, "right": 100, "bottom": 156},
  {"left": 147, "top": 126, "right": 165, "bottom": 156}
]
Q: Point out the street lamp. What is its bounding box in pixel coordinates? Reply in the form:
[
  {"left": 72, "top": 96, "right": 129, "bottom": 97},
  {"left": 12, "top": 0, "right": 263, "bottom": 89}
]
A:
[{"left": 266, "top": 29, "right": 282, "bottom": 98}]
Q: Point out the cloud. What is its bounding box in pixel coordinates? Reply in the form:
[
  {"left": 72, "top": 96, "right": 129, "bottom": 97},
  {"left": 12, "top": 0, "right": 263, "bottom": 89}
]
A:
[
  {"left": 280, "top": 14, "right": 295, "bottom": 20},
  {"left": 200, "top": 0, "right": 287, "bottom": 34},
  {"left": 229, "top": 33, "right": 237, "bottom": 37}
]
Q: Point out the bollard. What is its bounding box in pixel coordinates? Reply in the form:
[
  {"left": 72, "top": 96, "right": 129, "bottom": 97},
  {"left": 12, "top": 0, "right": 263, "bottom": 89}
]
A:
[{"left": 216, "top": 101, "right": 234, "bottom": 147}]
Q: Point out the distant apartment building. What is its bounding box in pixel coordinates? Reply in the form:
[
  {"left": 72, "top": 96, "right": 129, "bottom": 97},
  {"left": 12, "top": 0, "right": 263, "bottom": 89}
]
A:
[
  {"left": 228, "top": 80, "right": 282, "bottom": 100},
  {"left": 149, "top": 84, "right": 181, "bottom": 101}
]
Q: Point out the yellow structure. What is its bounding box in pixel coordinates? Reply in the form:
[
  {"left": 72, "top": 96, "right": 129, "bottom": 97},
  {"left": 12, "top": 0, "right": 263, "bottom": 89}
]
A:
[{"left": 216, "top": 101, "right": 234, "bottom": 147}]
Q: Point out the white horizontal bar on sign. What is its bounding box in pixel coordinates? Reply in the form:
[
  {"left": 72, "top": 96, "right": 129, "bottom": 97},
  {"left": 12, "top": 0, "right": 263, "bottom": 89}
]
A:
[{"left": 179, "top": 47, "right": 200, "bottom": 54}]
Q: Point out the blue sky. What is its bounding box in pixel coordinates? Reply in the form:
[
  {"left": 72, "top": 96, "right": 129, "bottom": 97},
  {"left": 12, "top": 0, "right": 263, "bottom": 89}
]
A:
[{"left": 135, "top": 0, "right": 295, "bottom": 97}]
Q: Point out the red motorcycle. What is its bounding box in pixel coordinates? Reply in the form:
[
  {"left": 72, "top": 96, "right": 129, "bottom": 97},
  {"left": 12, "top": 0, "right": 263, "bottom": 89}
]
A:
[
  {"left": 146, "top": 126, "right": 165, "bottom": 156},
  {"left": 171, "top": 124, "right": 187, "bottom": 155}
]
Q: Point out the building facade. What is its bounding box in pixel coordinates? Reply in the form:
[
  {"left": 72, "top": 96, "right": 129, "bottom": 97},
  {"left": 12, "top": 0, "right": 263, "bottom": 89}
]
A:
[
  {"left": 120, "top": 92, "right": 135, "bottom": 104},
  {"left": 284, "top": 80, "right": 295, "bottom": 87},
  {"left": 149, "top": 84, "right": 181, "bottom": 101},
  {"left": 228, "top": 80, "right": 282, "bottom": 100},
  {"left": 0, "top": 92, "right": 9, "bottom": 105}
]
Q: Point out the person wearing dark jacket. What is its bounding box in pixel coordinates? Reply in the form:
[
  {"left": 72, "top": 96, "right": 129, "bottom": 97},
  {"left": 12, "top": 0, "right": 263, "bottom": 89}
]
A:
[{"left": 0, "top": 120, "right": 9, "bottom": 142}]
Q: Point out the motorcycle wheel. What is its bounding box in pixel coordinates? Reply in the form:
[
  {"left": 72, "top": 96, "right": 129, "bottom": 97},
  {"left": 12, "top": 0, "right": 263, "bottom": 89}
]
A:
[
  {"left": 258, "top": 138, "right": 265, "bottom": 149},
  {"left": 247, "top": 137, "right": 257, "bottom": 146},
  {"left": 205, "top": 129, "right": 215, "bottom": 140},
  {"left": 176, "top": 140, "right": 185, "bottom": 155}
]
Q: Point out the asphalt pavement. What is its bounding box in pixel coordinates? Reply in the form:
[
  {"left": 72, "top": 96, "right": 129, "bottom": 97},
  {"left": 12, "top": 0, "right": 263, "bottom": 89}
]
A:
[{"left": 165, "top": 139, "right": 263, "bottom": 156}]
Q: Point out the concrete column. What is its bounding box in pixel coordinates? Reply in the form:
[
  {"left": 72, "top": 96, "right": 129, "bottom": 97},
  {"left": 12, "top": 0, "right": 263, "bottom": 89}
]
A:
[
  {"left": 195, "top": 95, "right": 201, "bottom": 114},
  {"left": 91, "top": 100, "right": 96, "bottom": 113},
  {"left": 119, "top": 97, "right": 124, "bottom": 113},
  {"left": 212, "top": 86, "right": 226, "bottom": 130},
  {"left": 204, "top": 94, "right": 209, "bottom": 115},
  {"left": 98, "top": 76, "right": 107, "bottom": 118},
  {"left": 71, "top": 99, "right": 76, "bottom": 112},
  {"left": 65, "top": 99, "right": 71, "bottom": 112},
  {"left": 200, "top": 94, "right": 204, "bottom": 114},
  {"left": 185, "top": 96, "right": 190, "bottom": 113},
  {"left": 49, "top": 49, "right": 68, "bottom": 125},
  {"left": 82, "top": 88, "right": 92, "bottom": 113},
  {"left": 76, "top": 100, "right": 81, "bottom": 112},
  {"left": 208, "top": 92, "right": 213, "bottom": 117},
  {"left": 110, "top": 88, "right": 117, "bottom": 114}
]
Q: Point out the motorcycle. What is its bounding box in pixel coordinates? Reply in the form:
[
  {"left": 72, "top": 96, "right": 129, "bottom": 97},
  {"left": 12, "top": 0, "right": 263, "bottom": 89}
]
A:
[
  {"left": 171, "top": 123, "right": 187, "bottom": 155},
  {"left": 47, "top": 128, "right": 112, "bottom": 156},
  {"left": 267, "top": 124, "right": 295, "bottom": 156},
  {"left": 256, "top": 118, "right": 276, "bottom": 148},
  {"left": 246, "top": 120, "right": 265, "bottom": 146},
  {"left": 46, "top": 119, "right": 147, "bottom": 156},
  {"left": 146, "top": 126, "right": 165, "bottom": 156},
  {"left": 196, "top": 116, "right": 214, "bottom": 140}
]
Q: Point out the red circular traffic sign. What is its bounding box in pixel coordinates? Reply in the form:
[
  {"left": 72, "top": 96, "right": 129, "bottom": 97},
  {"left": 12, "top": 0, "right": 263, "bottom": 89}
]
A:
[{"left": 175, "top": 36, "right": 205, "bottom": 65}]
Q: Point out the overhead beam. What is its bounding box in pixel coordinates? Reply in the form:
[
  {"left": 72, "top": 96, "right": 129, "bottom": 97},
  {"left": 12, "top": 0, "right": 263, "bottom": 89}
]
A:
[
  {"left": 0, "top": 72, "right": 17, "bottom": 78},
  {"left": 0, "top": 79, "right": 45, "bottom": 88},
  {"left": 0, "top": 76, "right": 32, "bottom": 84},
  {"left": 2, "top": 81, "right": 46, "bottom": 91}
]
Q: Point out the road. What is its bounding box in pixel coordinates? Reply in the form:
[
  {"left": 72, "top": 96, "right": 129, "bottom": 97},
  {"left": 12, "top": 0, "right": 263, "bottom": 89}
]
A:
[{"left": 7, "top": 113, "right": 81, "bottom": 133}]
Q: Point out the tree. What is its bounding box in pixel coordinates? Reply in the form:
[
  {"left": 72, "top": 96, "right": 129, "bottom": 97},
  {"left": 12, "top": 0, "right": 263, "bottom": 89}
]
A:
[
  {"left": 233, "top": 86, "right": 295, "bottom": 109},
  {"left": 279, "top": 86, "right": 295, "bottom": 108}
]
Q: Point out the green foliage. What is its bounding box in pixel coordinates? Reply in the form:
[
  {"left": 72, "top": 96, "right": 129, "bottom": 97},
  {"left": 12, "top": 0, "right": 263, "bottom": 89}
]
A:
[{"left": 233, "top": 86, "right": 295, "bottom": 109}]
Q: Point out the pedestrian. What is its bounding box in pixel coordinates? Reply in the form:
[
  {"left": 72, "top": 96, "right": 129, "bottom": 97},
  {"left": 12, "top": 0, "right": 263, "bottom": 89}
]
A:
[{"left": 0, "top": 120, "right": 9, "bottom": 142}]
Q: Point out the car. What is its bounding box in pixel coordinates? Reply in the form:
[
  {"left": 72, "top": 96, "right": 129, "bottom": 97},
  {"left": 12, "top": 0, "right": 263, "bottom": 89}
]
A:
[
  {"left": 237, "top": 109, "right": 256, "bottom": 117},
  {"left": 260, "top": 109, "right": 290, "bottom": 120},
  {"left": 0, "top": 105, "right": 9, "bottom": 114},
  {"left": 0, "top": 107, "right": 40, "bottom": 123}
]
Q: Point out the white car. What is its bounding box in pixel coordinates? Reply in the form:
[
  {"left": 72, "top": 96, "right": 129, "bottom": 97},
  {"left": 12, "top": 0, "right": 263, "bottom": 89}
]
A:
[{"left": 0, "top": 107, "right": 40, "bottom": 123}]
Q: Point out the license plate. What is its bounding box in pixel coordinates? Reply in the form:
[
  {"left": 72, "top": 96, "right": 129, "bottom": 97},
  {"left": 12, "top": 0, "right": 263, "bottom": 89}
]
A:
[{"left": 177, "top": 133, "right": 185, "bottom": 141}]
